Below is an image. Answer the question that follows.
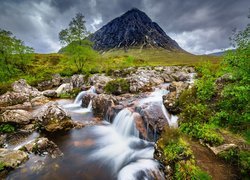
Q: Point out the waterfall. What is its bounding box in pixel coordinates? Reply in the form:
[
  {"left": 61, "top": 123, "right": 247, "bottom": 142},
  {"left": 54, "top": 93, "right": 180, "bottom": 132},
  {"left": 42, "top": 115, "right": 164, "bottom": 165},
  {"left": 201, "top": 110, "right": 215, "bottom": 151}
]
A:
[
  {"left": 112, "top": 108, "right": 139, "bottom": 137},
  {"left": 74, "top": 86, "right": 96, "bottom": 105},
  {"left": 161, "top": 103, "right": 178, "bottom": 127}
]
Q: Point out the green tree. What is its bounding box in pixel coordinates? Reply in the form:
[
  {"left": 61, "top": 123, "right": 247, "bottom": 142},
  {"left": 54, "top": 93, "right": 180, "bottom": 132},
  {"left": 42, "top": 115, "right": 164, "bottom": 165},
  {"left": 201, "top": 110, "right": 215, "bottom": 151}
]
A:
[
  {"left": 0, "top": 29, "right": 34, "bottom": 81},
  {"left": 58, "top": 13, "right": 97, "bottom": 73},
  {"left": 59, "top": 13, "right": 88, "bottom": 45}
]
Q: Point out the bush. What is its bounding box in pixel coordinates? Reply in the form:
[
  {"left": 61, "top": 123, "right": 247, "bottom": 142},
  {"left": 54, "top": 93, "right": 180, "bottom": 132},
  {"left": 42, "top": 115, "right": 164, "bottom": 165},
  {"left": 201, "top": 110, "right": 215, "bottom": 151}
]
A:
[{"left": 104, "top": 78, "right": 130, "bottom": 95}]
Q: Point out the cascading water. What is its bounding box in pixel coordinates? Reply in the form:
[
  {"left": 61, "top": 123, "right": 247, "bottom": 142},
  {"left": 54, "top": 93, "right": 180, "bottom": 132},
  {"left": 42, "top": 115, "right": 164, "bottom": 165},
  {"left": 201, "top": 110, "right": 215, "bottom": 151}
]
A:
[
  {"left": 63, "top": 86, "right": 95, "bottom": 113},
  {"left": 87, "top": 108, "right": 164, "bottom": 179}
]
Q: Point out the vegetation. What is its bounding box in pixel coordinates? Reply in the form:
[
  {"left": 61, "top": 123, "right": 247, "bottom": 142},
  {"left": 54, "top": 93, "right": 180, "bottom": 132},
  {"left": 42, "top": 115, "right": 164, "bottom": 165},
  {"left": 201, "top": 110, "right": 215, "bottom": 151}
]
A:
[
  {"left": 0, "top": 124, "right": 15, "bottom": 133},
  {"left": 104, "top": 78, "right": 130, "bottom": 95},
  {"left": 157, "top": 127, "right": 211, "bottom": 179}
]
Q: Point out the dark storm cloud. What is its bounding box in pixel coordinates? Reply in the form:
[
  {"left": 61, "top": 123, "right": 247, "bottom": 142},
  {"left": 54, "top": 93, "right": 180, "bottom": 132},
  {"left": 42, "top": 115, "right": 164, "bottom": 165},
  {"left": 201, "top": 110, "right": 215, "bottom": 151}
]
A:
[{"left": 0, "top": 0, "right": 249, "bottom": 54}]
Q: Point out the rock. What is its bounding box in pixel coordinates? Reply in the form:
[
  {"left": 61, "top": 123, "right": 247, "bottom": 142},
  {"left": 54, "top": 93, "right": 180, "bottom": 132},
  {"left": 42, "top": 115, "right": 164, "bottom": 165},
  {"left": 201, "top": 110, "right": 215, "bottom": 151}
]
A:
[
  {"left": 33, "top": 102, "right": 74, "bottom": 132},
  {"left": 163, "top": 81, "right": 189, "bottom": 114},
  {"left": 82, "top": 93, "right": 97, "bottom": 108},
  {"left": 0, "top": 135, "right": 6, "bottom": 147},
  {"left": 133, "top": 112, "right": 147, "bottom": 139},
  {"left": 12, "top": 79, "right": 42, "bottom": 97},
  {"left": 137, "top": 104, "right": 168, "bottom": 140},
  {"left": 208, "top": 143, "right": 238, "bottom": 155},
  {"left": 21, "top": 137, "right": 63, "bottom": 158},
  {"left": 0, "top": 92, "right": 29, "bottom": 107},
  {"left": 171, "top": 71, "right": 190, "bottom": 81},
  {"left": 42, "top": 90, "right": 57, "bottom": 98},
  {"left": 51, "top": 74, "right": 63, "bottom": 87},
  {"left": 0, "top": 110, "right": 31, "bottom": 125},
  {"left": 106, "top": 105, "right": 124, "bottom": 122},
  {"left": 71, "top": 74, "right": 84, "bottom": 88},
  {"left": 55, "top": 83, "right": 73, "bottom": 96},
  {"left": 216, "top": 74, "right": 233, "bottom": 84},
  {"left": 37, "top": 80, "right": 53, "bottom": 91},
  {"left": 0, "top": 148, "right": 28, "bottom": 169},
  {"left": 92, "top": 94, "right": 118, "bottom": 118},
  {"left": 88, "top": 74, "right": 112, "bottom": 94},
  {"left": 30, "top": 96, "right": 50, "bottom": 106},
  {"left": 0, "top": 102, "right": 32, "bottom": 113}
]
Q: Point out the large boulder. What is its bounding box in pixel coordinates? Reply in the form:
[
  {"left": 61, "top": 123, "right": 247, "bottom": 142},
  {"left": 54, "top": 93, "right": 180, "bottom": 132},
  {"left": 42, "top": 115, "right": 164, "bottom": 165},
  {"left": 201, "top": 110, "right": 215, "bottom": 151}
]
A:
[
  {"left": 30, "top": 95, "right": 50, "bottom": 107},
  {"left": 21, "top": 137, "right": 63, "bottom": 158},
  {"left": 81, "top": 93, "right": 97, "bottom": 108},
  {"left": 92, "top": 94, "right": 118, "bottom": 118},
  {"left": 137, "top": 103, "right": 169, "bottom": 141},
  {"left": 0, "top": 148, "right": 28, "bottom": 169},
  {"left": 51, "top": 74, "right": 63, "bottom": 87},
  {"left": 42, "top": 90, "right": 57, "bottom": 98},
  {"left": 33, "top": 102, "right": 74, "bottom": 132},
  {"left": 0, "top": 92, "right": 29, "bottom": 107},
  {"left": 12, "top": 79, "right": 42, "bottom": 98},
  {"left": 71, "top": 74, "right": 85, "bottom": 88},
  {"left": 0, "top": 109, "right": 31, "bottom": 125},
  {"left": 133, "top": 112, "right": 147, "bottom": 139}
]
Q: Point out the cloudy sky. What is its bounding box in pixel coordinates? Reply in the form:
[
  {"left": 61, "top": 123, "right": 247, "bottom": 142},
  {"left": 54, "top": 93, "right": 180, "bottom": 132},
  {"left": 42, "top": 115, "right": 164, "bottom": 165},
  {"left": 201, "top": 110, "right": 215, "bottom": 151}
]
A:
[{"left": 0, "top": 0, "right": 249, "bottom": 54}]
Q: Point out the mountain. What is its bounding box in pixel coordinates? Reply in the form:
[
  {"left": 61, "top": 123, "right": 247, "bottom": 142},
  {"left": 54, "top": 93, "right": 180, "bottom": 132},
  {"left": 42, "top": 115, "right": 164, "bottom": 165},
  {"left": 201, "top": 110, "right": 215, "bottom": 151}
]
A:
[
  {"left": 207, "top": 49, "right": 235, "bottom": 56},
  {"left": 90, "top": 8, "right": 183, "bottom": 51}
]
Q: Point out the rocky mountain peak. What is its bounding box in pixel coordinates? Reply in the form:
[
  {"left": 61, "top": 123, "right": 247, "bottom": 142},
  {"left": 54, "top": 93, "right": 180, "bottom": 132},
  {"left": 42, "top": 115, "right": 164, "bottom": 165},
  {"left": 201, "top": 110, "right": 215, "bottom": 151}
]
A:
[{"left": 91, "top": 8, "right": 183, "bottom": 51}]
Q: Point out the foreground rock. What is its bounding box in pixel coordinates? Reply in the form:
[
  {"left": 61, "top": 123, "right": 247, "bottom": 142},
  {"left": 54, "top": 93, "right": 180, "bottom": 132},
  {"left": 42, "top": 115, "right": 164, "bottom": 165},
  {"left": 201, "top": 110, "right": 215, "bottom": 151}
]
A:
[
  {"left": 0, "top": 148, "right": 28, "bottom": 169},
  {"left": 12, "top": 79, "right": 42, "bottom": 98},
  {"left": 0, "top": 92, "right": 29, "bottom": 107},
  {"left": 55, "top": 83, "right": 73, "bottom": 96},
  {"left": 21, "top": 137, "right": 63, "bottom": 158},
  {"left": 0, "top": 110, "right": 31, "bottom": 125},
  {"left": 33, "top": 102, "right": 74, "bottom": 132}
]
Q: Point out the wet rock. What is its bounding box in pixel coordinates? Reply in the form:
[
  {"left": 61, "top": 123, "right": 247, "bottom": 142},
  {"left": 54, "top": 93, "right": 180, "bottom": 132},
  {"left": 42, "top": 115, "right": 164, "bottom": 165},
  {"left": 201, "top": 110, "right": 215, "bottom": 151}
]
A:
[
  {"left": 21, "top": 137, "right": 63, "bottom": 158},
  {"left": 12, "top": 79, "right": 42, "bottom": 98},
  {"left": 163, "top": 81, "right": 189, "bottom": 114},
  {"left": 71, "top": 74, "right": 85, "bottom": 88},
  {"left": 137, "top": 104, "right": 168, "bottom": 140},
  {"left": 33, "top": 102, "right": 74, "bottom": 132},
  {"left": 55, "top": 83, "right": 73, "bottom": 96},
  {"left": 0, "top": 148, "right": 28, "bottom": 169},
  {"left": 92, "top": 94, "right": 118, "bottom": 118},
  {"left": 106, "top": 104, "right": 124, "bottom": 122},
  {"left": 0, "top": 92, "right": 29, "bottom": 107},
  {"left": 207, "top": 143, "right": 238, "bottom": 155},
  {"left": 82, "top": 93, "right": 97, "bottom": 108},
  {"left": 133, "top": 112, "right": 147, "bottom": 139},
  {"left": 0, "top": 110, "right": 31, "bottom": 125},
  {"left": 31, "top": 96, "right": 50, "bottom": 106},
  {"left": 42, "top": 90, "right": 57, "bottom": 98},
  {"left": 0, "top": 135, "right": 6, "bottom": 147}
]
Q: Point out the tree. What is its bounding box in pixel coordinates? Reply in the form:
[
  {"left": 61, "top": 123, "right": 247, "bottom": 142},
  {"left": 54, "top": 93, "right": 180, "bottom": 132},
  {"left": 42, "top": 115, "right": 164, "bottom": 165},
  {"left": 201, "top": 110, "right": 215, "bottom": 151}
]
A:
[
  {"left": 59, "top": 13, "right": 88, "bottom": 46},
  {"left": 0, "top": 29, "right": 34, "bottom": 81},
  {"left": 58, "top": 13, "right": 97, "bottom": 73}
]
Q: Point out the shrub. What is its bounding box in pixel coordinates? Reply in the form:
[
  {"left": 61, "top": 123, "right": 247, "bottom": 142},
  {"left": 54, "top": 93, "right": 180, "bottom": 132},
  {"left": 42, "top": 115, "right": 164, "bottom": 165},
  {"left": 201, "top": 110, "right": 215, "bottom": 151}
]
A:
[{"left": 104, "top": 78, "right": 130, "bottom": 95}]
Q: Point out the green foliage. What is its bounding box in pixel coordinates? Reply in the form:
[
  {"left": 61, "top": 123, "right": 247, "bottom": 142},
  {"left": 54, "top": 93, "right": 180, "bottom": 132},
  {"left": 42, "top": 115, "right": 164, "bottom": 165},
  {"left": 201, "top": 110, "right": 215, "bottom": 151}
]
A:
[
  {"left": 0, "top": 124, "right": 15, "bottom": 133},
  {"left": 175, "top": 160, "right": 211, "bottom": 180},
  {"left": 239, "top": 151, "right": 250, "bottom": 176},
  {"left": 59, "top": 13, "right": 88, "bottom": 45},
  {"left": 180, "top": 123, "right": 224, "bottom": 146},
  {"left": 0, "top": 162, "right": 5, "bottom": 171},
  {"left": 104, "top": 78, "right": 130, "bottom": 95},
  {"left": 0, "top": 29, "right": 34, "bottom": 82},
  {"left": 58, "top": 88, "right": 81, "bottom": 98}
]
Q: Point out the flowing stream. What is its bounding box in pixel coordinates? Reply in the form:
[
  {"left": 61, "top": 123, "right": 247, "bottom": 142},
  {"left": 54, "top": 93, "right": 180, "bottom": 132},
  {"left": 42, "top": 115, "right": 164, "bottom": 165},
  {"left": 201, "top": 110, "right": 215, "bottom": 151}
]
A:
[{"left": 7, "top": 86, "right": 171, "bottom": 180}]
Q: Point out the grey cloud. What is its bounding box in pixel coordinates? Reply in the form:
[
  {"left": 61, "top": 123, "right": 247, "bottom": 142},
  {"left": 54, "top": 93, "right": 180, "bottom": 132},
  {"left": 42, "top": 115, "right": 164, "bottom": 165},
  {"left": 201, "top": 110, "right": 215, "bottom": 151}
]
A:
[{"left": 0, "top": 0, "right": 249, "bottom": 54}]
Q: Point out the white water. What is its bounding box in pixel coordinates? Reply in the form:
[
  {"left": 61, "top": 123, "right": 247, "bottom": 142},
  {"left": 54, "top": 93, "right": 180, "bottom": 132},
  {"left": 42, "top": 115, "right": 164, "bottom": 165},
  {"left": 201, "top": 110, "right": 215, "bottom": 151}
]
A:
[
  {"left": 88, "top": 108, "right": 164, "bottom": 179},
  {"left": 63, "top": 86, "right": 95, "bottom": 113}
]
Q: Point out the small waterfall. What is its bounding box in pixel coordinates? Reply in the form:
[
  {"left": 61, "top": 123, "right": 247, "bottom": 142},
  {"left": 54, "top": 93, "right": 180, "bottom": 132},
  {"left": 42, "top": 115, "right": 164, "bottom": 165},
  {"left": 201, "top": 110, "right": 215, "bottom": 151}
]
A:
[
  {"left": 74, "top": 86, "right": 96, "bottom": 105},
  {"left": 112, "top": 108, "right": 139, "bottom": 137},
  {"left": 161, "top": 103, "right": 178, "bottom": 128}
]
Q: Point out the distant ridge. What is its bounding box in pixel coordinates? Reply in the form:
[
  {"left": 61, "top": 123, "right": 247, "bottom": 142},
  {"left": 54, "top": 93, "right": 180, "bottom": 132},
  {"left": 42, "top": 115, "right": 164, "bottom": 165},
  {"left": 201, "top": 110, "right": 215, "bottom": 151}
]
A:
[{"left": 90, "top": 8, "right": 184, "bottom": 51}]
